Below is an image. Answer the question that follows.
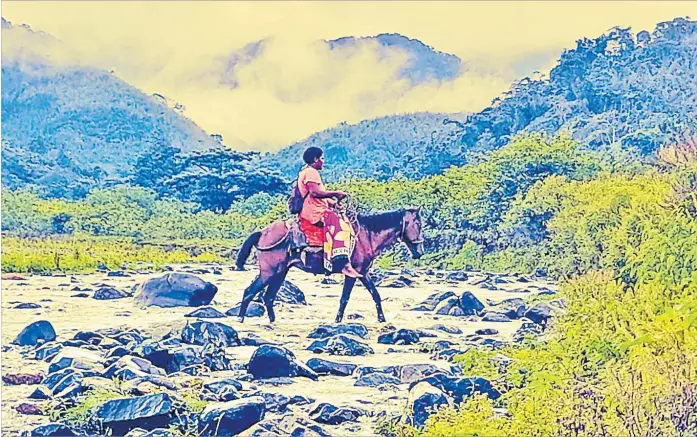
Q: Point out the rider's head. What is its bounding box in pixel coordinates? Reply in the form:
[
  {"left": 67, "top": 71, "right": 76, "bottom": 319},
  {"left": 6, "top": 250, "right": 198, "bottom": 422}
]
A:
[{"left": 303, "top": 146, "right": 324, "bottom": 170}]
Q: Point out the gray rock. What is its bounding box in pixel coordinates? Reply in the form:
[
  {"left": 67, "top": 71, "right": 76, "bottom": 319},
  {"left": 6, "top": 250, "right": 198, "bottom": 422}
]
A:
[
  {"left": 184, "top": 307, "right": 226, "bottom": 318},
  {"left": 134, "top": 273, "right": 218, "bottom": 308},
  {"left": 307, "top": 334, "right": 374, "bottom": 356},
  {"left": 14, "top": 321, "right": 56, "bottom": 346},
  {"left": 306, "top": 358, "right": 357, "bottom": 376},
  {"left": 459, "top": 291, "right": 485, "bottom": 315},
  {"left": 248, "top": 345, "right": 318, "bottom": 380},
  {"left": 429, "top": 325, "right": 463, "bottom": 335},
  {"left": 524, "top": 302, "right": 555, "bottom": 325},
  {"left": 406, "top": 381, "right": 453, "bottom": 427},
  {"left": 434, "top": 297, "right": 459, "bottom": 315},
  {"left": 309, "top": 403, "right": 365, "bottom": 425},
  {"left": 481, "top": 312, "right": 512, "bottom": 323},
  {"left": 34, "top": 342, "right": 62, "bottom": 361},
  {"left": 198, "top": 397, "right": 265, "bottom": 436},
  {"left": 181, "top": 321, "right": 241, "bottom": 347},
  {"left": 307, "top": 323, "right": 368, "bottom": 340},
  {"left": 28, "top": 424, "right": 77, "bottom": 436},
  {"left": 416, "top": 291, "right": 456, "bottom": 311},
  {"left": 94, "top": 286, "right": 131, "bottom": 300},
  {"left": 354, "top": 373, "right": 401, "bottom": 387},
  {"left": 225, "top": 302, "right": 266, "bottom": 318},
  {"left": 48, "top": 348, "right": 103, "bottom": 374},
  {"left": 378, "top": 329, "right": 421, "bottom": 345},
  {"left": 96, "top": 393, "right": 176, "bottom": 435}
]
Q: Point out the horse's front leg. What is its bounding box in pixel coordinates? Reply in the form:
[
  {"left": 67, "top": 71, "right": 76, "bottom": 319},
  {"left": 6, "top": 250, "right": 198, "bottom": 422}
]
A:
[
  {"left": 263, "top": 272, "right": 288, "bottom": 324},
  {"left": 238, "top": 275, "right": 265, "bottom": 323},
  {"left": 359, "top": 276, "right": 386, "bottom": 323},
  {"left": 335, "top": 277, "right": 357, "bottom": 323}
]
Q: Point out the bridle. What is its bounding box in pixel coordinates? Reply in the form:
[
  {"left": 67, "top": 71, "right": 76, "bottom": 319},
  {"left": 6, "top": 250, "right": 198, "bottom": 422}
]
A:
[{"left": 399, "top": 208, "right": 425, "bottom": 245}]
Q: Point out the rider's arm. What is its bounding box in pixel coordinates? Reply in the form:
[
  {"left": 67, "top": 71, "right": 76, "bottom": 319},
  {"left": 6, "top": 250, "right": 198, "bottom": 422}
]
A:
[{"left": 306, "top": 182, "right": 346, "bottom": 200}]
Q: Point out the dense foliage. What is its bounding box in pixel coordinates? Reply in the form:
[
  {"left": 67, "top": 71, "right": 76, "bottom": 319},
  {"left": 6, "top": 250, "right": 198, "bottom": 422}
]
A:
[{"left": 265, "top": 18, "right": 697, "bottom": 181}]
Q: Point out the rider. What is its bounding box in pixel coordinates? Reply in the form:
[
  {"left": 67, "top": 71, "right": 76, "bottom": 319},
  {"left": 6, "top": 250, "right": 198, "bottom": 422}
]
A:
[{"left": 297, "top": 146, "right": 363, "bottom": 278}]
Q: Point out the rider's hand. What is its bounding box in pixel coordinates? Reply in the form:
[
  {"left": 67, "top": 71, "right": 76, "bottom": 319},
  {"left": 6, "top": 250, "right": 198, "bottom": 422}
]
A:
[{"left": 334, "top": 191, "right": 348, "bottom": 200}]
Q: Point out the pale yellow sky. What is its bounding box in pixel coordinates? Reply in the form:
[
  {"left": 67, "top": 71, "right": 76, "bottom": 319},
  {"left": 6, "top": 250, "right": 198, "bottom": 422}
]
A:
[{"left": 3, "top": 2, "right": 696, "bottom": 150}]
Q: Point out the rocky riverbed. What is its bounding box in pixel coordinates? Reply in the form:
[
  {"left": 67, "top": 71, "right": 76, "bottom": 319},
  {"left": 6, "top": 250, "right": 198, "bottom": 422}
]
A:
[{"left": 1, "top": 265, "right": 560, "bottom": 436}]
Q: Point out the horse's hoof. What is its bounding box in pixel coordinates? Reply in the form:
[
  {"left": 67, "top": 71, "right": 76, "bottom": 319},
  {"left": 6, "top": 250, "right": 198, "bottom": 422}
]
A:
[
  {"left": 378, "top": 316, "right": 386, "bottom": 323},
  {"left": 335, "top": 316, "right": 343, "bottom": 323},
  {"left": 237, "top": 317, "right": 245, "bottom": 324}
]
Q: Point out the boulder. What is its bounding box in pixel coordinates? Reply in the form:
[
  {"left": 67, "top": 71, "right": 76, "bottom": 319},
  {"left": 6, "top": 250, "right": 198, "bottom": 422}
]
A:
[
  {"left": 54, "top": 376, "right": 114, "bottom": 400},
  {"left": 489, "top": 298, "right": 527, "bottom": 319},
  {"left": 434, "top": 297, "right": 460, "bottom": 315},
  {"left": 475, "top": 328, "right": 499, "bottom": 336},
  {"left": 93, "top": 286, "right": 131, "bottom": 300},
  {"left": 184, "top": 307, "right": 226, "bottom": 319},
  {"left": 254, "top": 281, "right": 307, "bottom": 305},
  {"left": 309, "top": 403, "right": 365, "bottom": 425},
  {"left": 481, "top": 312, "right": 512, "bottom": 323},
  {"left": 406, "top": 381, "right": 453, "bottom": 427},
  {"left": 429, "top": 325, "right": 463, "bottom": 335},
  {"left": 306, "top": 358, "right": 357, "bottom": 376},
  {"left": 225, "top": 302, "right": 266, "bottom": 318},
  {"left": 354, "top": 373, "right": 401, "bottom": 387},
  {"left": 34, "top": 342, "right": 62, "bottom": 361},
  {"left": 134, "top": 273, "right": 217, "bottom": 308},
  {"left": 446, "top": 271, "right": 469, "bottom": 282},
  {"left": 96, "top": 393, "right": 176, "bottom": 435},
  {"left": 198, "top": 397, "right": 265, "bottom": 436},
  {"left": 248, "top": 345, "right": 318, "bottom": 380},
  {"left": 14, "top": 321, "right": 56, "bottom": 346},
  {"left": 181, "top": 321, "right": 241, "bottom": 347},
  {"left": 48, "top": 347, "right": 103, "bottom": 374},
  {"left": 398, "top": 364, "right": 443, "bottom": 384},
  {"left": 307, "top": 334, "right": 374, "bottom": 356},
  {"left": 410, "top": 374, "right": 500, "bottom": 404},
  {"left": 378, "top": 329, "right": 421, "bottom": 345},
  {"left": 524, "top": 302, "right": 554, "bottom": 326},
  {"left": 416, "top": 291, "right": 456, "bottom": 312},
  {"left": 307, "top": 323, "right": 368, "bottom": 340},
  {"left": 104, "top": 356, "right": 167, "bottom": 381},
  {"left": 458, "top": 292, "right": 485, "bottom": 316},
  {"left": 28, "top": 424, "right": 78, "bottom": 436}
]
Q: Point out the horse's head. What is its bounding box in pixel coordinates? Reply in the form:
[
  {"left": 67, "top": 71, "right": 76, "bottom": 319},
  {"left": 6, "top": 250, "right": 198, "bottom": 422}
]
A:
[{"left": 401, "top": 207, "right": 425, "bottom": 259}]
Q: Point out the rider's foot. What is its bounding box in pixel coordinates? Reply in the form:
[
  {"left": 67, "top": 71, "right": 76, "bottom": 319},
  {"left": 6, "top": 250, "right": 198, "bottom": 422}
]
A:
[{"left": 341, "top": 265, "right": 363, "bottom": 278}]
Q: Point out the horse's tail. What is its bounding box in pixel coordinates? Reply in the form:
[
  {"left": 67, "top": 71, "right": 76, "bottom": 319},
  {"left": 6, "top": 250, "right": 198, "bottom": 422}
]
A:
[{"left": 236, "top": 231, "right": 262, "bottom": 271}]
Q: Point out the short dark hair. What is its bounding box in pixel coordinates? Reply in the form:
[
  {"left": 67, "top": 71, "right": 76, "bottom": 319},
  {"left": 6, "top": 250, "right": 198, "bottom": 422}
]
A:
[{"left": 303, "top": 147, "right": 323, "bottom": 165}]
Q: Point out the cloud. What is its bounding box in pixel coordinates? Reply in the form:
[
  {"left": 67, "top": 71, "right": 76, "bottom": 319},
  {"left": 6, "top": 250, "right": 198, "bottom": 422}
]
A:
[{"left": 2, "top": 1, "right": 697, "bottom": 150}]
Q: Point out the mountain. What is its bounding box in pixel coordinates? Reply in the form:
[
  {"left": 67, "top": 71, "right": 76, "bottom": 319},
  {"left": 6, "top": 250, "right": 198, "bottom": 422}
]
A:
[
  {"left": 214, "top": 33, "right": 462, "bottom": 90},
  {"left": 264, "top": 18, "right": 697, "bottom": 182},
  {"left": 261, "top": 112, "right": 468, "bottom": 182},
  {"left": 326, "top": 33, "right": 463, "bottom": 85},
  {"left": 1, "top": 18, "right": 221, "bottom": 198}
]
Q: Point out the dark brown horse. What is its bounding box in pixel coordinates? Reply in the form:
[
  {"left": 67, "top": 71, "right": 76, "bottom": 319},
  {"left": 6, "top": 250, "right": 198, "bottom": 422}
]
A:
[{"left": 235, "top": 207, "right": 424, "bottom": 323}]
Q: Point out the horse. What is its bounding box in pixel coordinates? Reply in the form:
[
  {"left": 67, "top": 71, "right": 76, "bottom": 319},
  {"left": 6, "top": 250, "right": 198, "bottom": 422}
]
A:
[{"left": 234, "top": 207, "right": 425, "bottom": 324}]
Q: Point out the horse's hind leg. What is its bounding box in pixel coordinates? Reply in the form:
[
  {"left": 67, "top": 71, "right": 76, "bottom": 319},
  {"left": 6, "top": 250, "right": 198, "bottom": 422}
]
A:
[
  {"left": 335, "top": 277, "right": 357, "bottom": 323},
  {"left": 238, "top": 275, "right": 267, "bottom": 323},
  {"left": 359, "top": 276, "right": 386, "bottom": 323},
  {"left": 263, "top": 271, "right": 288, "bottom": 324}
]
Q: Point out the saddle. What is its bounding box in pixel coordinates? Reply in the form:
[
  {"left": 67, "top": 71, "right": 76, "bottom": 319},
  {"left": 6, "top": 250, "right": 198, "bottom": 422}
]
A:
[{"left": 257, "top": 219, "right": 309, "bottom": 251}]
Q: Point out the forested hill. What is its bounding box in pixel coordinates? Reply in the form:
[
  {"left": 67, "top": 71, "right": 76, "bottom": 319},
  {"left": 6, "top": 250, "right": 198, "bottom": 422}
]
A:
[
  {"left": 264, "top": 18, "right": 697, "bottom": 182},
  {"left": 1, "top": 18, "right": 222, "bottom": 198},
  {"left": 260, "top": 112, "right": 468, "bottom": 182}
]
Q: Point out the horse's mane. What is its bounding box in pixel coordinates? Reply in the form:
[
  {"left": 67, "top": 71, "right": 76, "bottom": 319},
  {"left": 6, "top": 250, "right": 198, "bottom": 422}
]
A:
[{"left": 357, "top": 209, "right": 404, "bottom": 234}]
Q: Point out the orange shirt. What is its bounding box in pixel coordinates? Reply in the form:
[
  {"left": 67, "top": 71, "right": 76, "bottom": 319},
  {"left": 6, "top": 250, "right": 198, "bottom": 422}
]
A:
[{"left": 298, "top": 166, "right": 330, "bottom": 224}]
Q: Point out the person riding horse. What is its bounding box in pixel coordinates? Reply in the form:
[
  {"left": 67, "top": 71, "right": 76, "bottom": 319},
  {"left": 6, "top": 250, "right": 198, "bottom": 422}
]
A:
[{"left": 296, "top": 146, "right": 363, "bottom": 278}]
